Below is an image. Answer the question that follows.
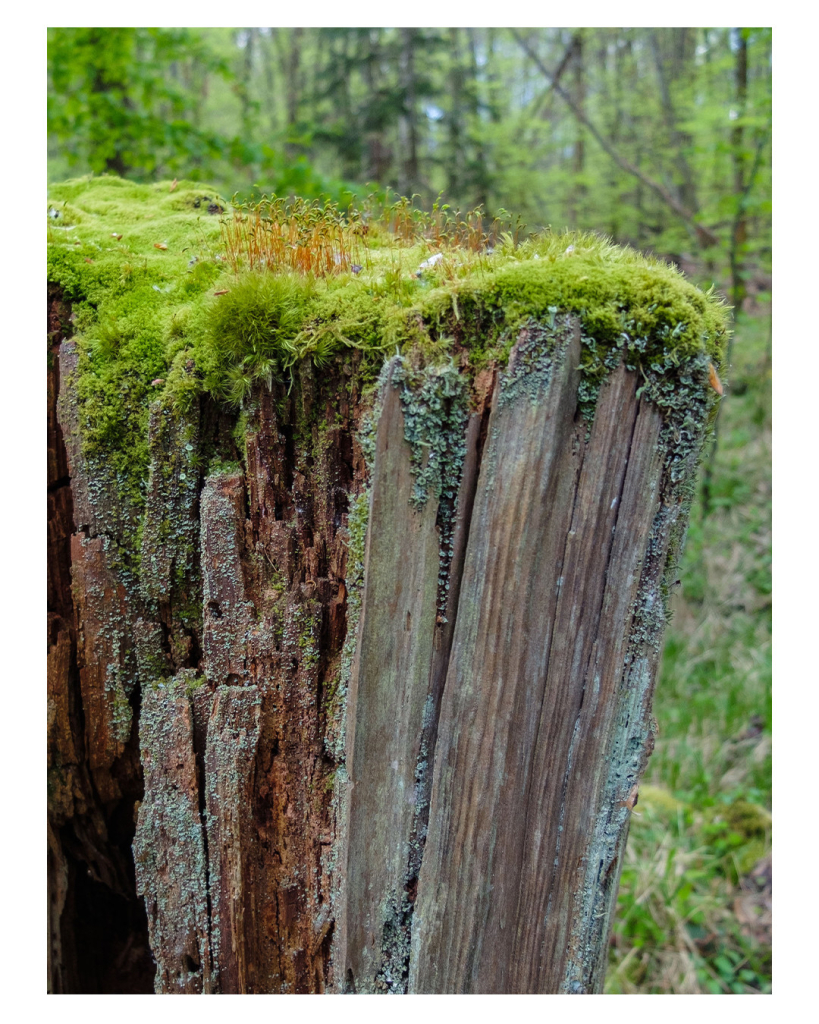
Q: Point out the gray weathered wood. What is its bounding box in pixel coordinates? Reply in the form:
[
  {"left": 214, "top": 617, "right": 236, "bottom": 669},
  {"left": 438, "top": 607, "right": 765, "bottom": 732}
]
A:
[
  {"left": 409, "top": 323, "right": 667, "bottom": 993},
  {"left": 337, "top": 366, "right": 442, "bottom": 990}
]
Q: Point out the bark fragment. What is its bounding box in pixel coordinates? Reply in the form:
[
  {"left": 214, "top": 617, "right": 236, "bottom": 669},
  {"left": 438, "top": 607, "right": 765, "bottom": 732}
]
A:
[{"left": 134, "top": 676, "right": 211, "bottom": 994}]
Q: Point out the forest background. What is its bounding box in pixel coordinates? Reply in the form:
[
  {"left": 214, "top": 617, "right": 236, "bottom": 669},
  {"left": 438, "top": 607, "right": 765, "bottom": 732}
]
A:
[{"left": 47, "top": 26, "right": 773, "bottom": 994}]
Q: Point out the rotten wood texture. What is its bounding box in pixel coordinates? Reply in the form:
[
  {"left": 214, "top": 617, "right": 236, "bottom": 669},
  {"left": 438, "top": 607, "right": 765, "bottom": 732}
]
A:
[
  {"left": 48, "top": 290, "right": 154, "bottom": 994},
  {"left": 204, "top": 686, "right": 262, "bottom": 994},
  {"left": 50, "top": 301, "right": 701, "bottom": 994}
]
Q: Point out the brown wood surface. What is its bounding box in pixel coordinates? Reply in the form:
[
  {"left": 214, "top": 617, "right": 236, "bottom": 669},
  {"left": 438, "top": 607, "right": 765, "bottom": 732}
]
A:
[
  {"left": 409, "top": 326, "right": 666, "bottom": 993},
  {"left": 204, "top": 686, "right": 262, "bottom": 993},
  {"left": 338, "top": 367, "right": 442, "bottom": 991}
]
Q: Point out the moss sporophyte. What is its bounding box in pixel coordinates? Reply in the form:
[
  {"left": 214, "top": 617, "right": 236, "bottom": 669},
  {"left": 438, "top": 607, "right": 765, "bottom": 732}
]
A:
[{"left": 48, "top": 175, "right": 729, "bottom": 523}]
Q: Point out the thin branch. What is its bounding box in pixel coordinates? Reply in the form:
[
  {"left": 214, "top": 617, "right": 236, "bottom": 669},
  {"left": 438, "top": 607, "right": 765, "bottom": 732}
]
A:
[
  {"left": 525, "top": 34, "right": 580, "bottom": 121},
  {"left": 511, "top": 29, "right": 719, "bottom": 247}
]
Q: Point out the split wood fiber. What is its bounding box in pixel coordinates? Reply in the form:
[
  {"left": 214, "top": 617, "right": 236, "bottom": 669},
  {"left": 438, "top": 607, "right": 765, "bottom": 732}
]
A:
[
  {"left": 410, "top": 328, "right": 667, "bottom": 993},
  {"left": 51, "top": 308, "right": 707, "bottom": 993}
]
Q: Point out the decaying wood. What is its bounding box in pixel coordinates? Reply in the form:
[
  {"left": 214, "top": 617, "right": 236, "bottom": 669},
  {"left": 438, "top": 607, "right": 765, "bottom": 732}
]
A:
[
  {"left": 48, "top": 289, "right": 155, "bottom": 993},
  {"left": 49, "top": 298, "right": 706, "bottom": 993},
  {"left": 133, "top": 678, "right": 211, "bottom": 994},
  {"left": 411, "top": 330, "right": 668, "bottom": 993},
  {"left": 338, "top": 373, "right": 443, "bottom": 990}
]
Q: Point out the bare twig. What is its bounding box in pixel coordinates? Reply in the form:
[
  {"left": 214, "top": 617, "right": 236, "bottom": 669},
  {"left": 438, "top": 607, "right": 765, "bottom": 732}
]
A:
[{"left": 511, "top": 29, "right": 719, "bottom": 247}]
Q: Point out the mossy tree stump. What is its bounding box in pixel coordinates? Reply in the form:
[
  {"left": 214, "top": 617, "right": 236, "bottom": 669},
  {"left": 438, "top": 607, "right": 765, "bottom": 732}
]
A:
[{"left": 47, "top": 178, "right": 727, "bottom": 993}]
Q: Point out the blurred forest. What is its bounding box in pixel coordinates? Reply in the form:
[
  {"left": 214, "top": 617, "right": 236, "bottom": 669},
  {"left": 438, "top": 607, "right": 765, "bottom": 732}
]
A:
[
  {"left": 47, "top": 26, "right": 772, "bottom": 994},
  {"left": 48, "top": 27, "right": 771, "bottom": 305}
]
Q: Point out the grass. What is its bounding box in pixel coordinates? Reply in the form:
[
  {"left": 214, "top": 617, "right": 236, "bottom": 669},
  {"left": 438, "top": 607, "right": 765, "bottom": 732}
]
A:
[{"left": 606, "top": 311, "right": 772, "bottom": 994}]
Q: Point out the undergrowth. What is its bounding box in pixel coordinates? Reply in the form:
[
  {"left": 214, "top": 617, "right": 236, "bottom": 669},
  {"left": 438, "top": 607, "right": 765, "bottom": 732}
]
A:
[{"left": 606, "top": 313, "right": 772, "bottom": 994}]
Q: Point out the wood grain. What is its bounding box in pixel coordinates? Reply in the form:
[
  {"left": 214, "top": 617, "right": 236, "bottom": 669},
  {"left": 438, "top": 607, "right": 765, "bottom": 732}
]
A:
[
  {"left": 339, "top": 366, "right": 442, "bottom": 991},
  {"left": 410, "top": 324, "right": 667, "bottom": 993}
]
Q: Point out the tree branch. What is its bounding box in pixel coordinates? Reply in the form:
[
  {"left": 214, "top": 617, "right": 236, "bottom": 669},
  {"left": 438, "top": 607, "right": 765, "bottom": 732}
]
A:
[
  {"left": 526, "top": 33, "right": 580, "bottom": 120},
  {"left": 511, "top": 29, "right": 719, "bottom": 247}
]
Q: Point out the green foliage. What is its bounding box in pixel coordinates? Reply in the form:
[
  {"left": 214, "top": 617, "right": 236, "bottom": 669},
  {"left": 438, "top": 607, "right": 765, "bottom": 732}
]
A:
[
  {"left": 198, "top": 274, "right": 316, "bottom": 404},
  {"left": 608, "top": 787, "right": 771, "bottom": 994},
  {"left": 48, "top": 28, "right": 233, "bottom": 179}
]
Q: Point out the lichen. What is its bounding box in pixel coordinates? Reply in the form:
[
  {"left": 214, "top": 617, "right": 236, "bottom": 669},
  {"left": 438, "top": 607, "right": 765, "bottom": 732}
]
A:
[
  {"left": 389, "top": 357, "right": 469, "bottom": 619},
  {"left": 133, "top": 671, "right": 211, "bottom": 993},
  {"left": 326, "top": 487, "right": 370, "bottom": 762}
]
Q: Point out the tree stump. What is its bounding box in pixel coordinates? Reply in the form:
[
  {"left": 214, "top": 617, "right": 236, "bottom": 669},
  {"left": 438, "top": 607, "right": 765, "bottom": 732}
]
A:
[{"left": 47, "top": 178, "right": 726, "bottom": 994}]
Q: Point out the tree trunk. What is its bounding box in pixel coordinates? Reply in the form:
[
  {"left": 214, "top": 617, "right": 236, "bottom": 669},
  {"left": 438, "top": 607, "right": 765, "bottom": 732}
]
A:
[
  {"left": 361, "top": 29, "right": 392, "bottom": 185},
  {"left": 569, "top": 30, "right": 586, "bottom": 227},
  {"left": 398, "top": 28, "right": 420, "bottom": 197},
  {"left": 730, "top": 27, "right": 749, "bottom": 315},
  {"left": 277, "top": 27, "right": 303, "bottom": 160},
  {"left": 48, "top": 282, "right": 714, "bottom": 993},
  {"left": 446, "top": 28, "right": 466, "bottom": 200}
]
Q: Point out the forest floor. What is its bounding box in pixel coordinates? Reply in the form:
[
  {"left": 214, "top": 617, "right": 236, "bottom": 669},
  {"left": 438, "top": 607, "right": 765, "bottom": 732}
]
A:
[{"left": 606, "top": 309, "right": 772, "bottom": 994}]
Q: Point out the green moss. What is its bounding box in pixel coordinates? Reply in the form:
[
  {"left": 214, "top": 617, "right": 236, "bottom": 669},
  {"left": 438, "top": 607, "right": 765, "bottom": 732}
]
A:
[
  {"left": 49, "top": 179, "right": 728, "bottom": 426},
  {"left": 198, "top": 274, "right": 316, "bottom": 405},
  {"left": 48, "top": 176, "right": 729, "bottom": 606},
  {"left": 295, "top": 606, "right": 320, "bottom": 669},
  {"left": 721, "top": 799, "right": 772, "bottom": 841},
  {"left": 183, "top": 675, "right": 207, "bottom": 697},
  {"left": 48, "top": 176, "right": 228, "bottom": 571}
]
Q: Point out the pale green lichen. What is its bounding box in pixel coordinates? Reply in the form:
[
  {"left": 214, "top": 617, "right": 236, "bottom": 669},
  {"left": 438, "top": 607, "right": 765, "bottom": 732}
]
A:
[
  {"left": 389, "top": 357, "right": 469, "bottom": 619},
  {"left": 326, "top": 486, "right": 370, "bottom": 762}
]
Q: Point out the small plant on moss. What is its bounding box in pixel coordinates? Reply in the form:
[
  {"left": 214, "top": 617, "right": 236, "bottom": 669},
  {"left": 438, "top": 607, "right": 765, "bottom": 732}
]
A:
[
  {"left": 222, "top": 194, "right": 365, "bottom": 276},
  {"left": 220, "top": 190, "right": 507, "bottom": 280}
]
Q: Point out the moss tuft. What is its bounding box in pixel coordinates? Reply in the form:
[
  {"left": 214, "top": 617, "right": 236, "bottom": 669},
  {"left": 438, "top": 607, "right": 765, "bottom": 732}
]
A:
[
  {"left": 198, "top": 273, "right": 316, "bottom": 404},
  {"left": 48, "top": 176, "right": 730, "bottom": 600}
]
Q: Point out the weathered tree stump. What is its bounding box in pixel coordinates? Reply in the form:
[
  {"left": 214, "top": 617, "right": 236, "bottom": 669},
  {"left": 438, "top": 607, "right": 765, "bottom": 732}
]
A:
[{"left": 47, "top": 178, "right": 726, "bottom": 993}]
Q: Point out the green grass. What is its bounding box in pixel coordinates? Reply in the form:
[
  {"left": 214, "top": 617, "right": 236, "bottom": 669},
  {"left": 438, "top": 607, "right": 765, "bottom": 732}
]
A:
[{"left": 606, "top": 311, "right": 772, "bottom": 994}]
